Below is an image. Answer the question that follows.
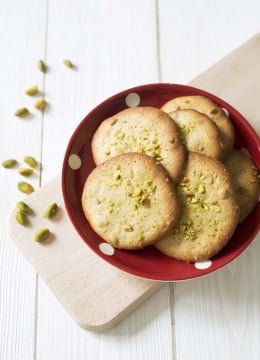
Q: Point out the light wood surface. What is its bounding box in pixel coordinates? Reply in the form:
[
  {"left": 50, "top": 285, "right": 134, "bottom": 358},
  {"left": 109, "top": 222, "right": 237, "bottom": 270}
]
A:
[
  {"left": 8, "top": 30, "right": 260, "bottom": 334},
  {"left": 9, "top": 176, "right": 161, "bottom": 332},
  {"left": 1, "top": 0, "right": 260, "bottom": 359}
]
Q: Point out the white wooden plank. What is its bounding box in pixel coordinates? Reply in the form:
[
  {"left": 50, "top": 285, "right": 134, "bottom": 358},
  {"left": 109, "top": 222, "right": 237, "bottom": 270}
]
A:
[
  {"left": 173, "top": 241, "right": 260, "bottom": 360},
  {"left": 158, "top": 1, "right": 260, "bottom": 359},
  {"left": 37, "top": 283, "right": 172, "bottom": 360},
  {"left": 9, "top": 176, "right": 162, "bottom": 332},
  {"left": 158, "top": 0, "right": 260, "bottom": 84},
  {"left": 0, "top": 0, "right": 47, "bottom": 359},
  {"left": 37, "top": 1, "right": 173, "bottom": 359},
  {"left": 99, "top": 286, "right": 172, "bottom": 360},
  {"left": 41, "top": 0, "right": 159, "bottom": 182}
]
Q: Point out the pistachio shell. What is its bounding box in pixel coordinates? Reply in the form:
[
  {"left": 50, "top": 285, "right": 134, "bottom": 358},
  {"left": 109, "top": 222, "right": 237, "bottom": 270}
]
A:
[{"left": 1, "top": 159, "right": 17, "bottom": 168}]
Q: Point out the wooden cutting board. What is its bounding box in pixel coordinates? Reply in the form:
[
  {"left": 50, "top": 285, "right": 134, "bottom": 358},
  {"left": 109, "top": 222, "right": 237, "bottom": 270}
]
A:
[{"left": 8, "top": 34, "right": 260, "bottom": 332}]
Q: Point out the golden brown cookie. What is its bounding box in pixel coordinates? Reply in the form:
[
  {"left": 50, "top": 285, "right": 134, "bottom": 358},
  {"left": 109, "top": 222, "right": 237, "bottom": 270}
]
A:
[
  {"left": 161, "top": 95, "right": 235, "bottom": 159},
  {"left": 168, "top": 109, "right": 223, "bottom": 159},
  {"left": 225, "top": 150, "right": 259, "bottom": 223},
  {"left": 82, "top": 153, "right": 181, "bottom": 250},
  {"left": 155, "top": 152, "right": 239, "bottom": 262},
  {"left": 92, "top": 106, "right": 186, "bottom": 182}
]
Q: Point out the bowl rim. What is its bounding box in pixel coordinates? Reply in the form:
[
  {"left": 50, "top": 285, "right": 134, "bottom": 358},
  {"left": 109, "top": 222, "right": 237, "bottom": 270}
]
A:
[{"left": 62, "top": 82, "right": 260, "bottom": 282}]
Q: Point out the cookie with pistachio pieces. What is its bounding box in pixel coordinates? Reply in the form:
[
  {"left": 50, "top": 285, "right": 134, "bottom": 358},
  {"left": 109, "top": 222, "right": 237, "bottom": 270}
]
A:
[
  {"left": 82, "top": 153, "right": 181, "bottom": 250},
  {"left": 92, "top": 106, "right": 186, "bottom": 182},
  {"left": 168, "top": 109, "right": 223, "bottom": 159},
  {"left": 155, "top": 152, "right": 239, "bottom": 262},
  {"left": 161, "top": 95, "right": 235, "bottom": 159},
  {"left": 225, "top": 150, "right": 259, "bottom": 223}
]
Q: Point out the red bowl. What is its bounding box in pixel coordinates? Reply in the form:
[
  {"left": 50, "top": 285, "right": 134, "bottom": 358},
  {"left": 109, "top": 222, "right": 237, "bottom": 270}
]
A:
[{"left": 62, "top": 83, "right": 260, "bottom": 281}]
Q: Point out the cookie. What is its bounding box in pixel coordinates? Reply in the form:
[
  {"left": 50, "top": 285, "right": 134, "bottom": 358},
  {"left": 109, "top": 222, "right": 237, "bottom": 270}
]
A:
[
  {"left": 92, "top": 106, "right": 186, "bottom": 182},
  {"left": 82, "top": 153, "right": 181, "bottom": 250},
  {"left": 155, "top": 152, "right": 239, "bottom": 262},
  {"left": 225, "top": 150, "right": 259, "bottom": 223},
  {"left": 161, "top": 95, "right": 235, "bottom": 159},
  {"left": 168, "top": 109, "right": 223, "bottom": 159}
]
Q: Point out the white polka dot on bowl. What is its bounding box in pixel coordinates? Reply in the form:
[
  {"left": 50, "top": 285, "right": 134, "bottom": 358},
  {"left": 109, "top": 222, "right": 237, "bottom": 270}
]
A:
[
  {"left": 68, "top": 154, "right": 82, "bottom": 170},
  {"left": 99, "top": 243, "right": 115, "bottom": 256},
  {"left": 194, "top": 260, "right": 212, "bottom": 270},
  {"left": 125, "top": 93, "right": 141, "bottom": 107},
  {"left": 222, "top": 108, "right": 229, "bottom": 117}
]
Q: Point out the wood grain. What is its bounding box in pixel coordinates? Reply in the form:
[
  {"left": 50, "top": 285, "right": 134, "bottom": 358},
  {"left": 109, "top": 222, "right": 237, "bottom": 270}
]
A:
[
  {"left": 9, "top": 176, "right": 161, "bottom": 332},
  {"left": 158, "top": 2, "right": 260, "bottom": 358},
  {"left": 36, "top": 1, "right": 173, "bottom": 359},
  {"left": 0, "top": 1, "right": 47, "bottom": 359},
  {"left": 1, "top": 0, "right": 260, "bottom": 359},
  {"left": 8, "top": 29, "right": 260, "bottom": 356}
]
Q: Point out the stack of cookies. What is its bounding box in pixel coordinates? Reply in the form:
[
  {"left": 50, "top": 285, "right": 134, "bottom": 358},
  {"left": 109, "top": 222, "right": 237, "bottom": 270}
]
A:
[{"left": 81, "top": 96, "right": 259, "bottom": 262}]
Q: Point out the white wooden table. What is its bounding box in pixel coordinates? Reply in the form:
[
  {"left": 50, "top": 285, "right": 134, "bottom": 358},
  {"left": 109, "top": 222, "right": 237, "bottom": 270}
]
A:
[{"left": 0, "top": 1, "right": 259, "bottom": 359}]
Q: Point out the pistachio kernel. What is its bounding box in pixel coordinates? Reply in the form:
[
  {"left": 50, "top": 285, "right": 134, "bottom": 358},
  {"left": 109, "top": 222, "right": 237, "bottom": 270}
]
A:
[
  {"left": 207, "top": 176, "right": 213, "bottom": 185},
  {"left": 24, "top": 156, "right": 38, "bottom": 168},
  {"left": 2, "top": 159, "right": 17, "bottom": 168},
  {"left": 37, "top": 60, "right": 47, "bottom": 73},
  {"left": 34, "top": 228, "right": 50, "bottom": 242},
  {"left": 14, "top": 108, "right": 29, "bottom": 117},
  {"left": 44, "top": 202, "right": 58, "bottom": 219},
  {"left": 34, "top": 98, "right": 46, "bottom": 111},
  {"left": 63, "top": 59, "right": 73, "bottom": 68},
  {"left": 201, "top": 203, "right": 209, "bottom": 211},
  {"left": 16, "top": 201, "right": 32, "bottom": 215},
  {"left": 210, "top": 219, "right": 217, "bottom": 226},
  {"left": 124, "top": 223, "right": 133, "bottom": 232},
  {"left": 116, "top": 132, "right": 125, "bottom": 140},
  {"left": 198, "top": 184, "right": 205, "bottom": 194},
  {"left": 17, "top": 181, "right": 34, "bottom": 194},
  {"left": 133, "top": 188, "right": 142, "bottom": 196},
  {"left": 15, "top": 209, "right": 28, "bottom": 225},
  {"left": 25, "top": 85, "right": 38, "bottom": 96},
  {"left": 18, "top": 168, "right": 34, "bottom": 177},
  {"left": 146, "top": 180, "right": 153, "bottom": 186},
  {"left": 113, "top": 171, "right": 121, "bottom": 180}
]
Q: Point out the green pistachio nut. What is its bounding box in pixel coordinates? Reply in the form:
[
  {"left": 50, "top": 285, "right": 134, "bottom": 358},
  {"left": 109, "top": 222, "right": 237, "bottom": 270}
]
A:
[
  {"left": 16, "top": 201, "right": 32, "bottom": 215},
  {"left": 34, "top": 228, "right": 50, "bottom": 242},
  {"left": 2, "top": 159, "right": 17, "bottom": 168},
  {"left": 18, "top": 168, "right": 34, "bottom": 177},
  {"left": 44, "top": 203, "right": 58, "bottom": 219},
  {"left": 17, "top": 181, "right": 34, "bottom": 194},
  {"left": 15, "top": 209, "right": 28, "bottom": 225},
  {"left": 23, "top": 156, "right": 38, "bottom": 168},
  {"left": 14, "top": 108, "right": 29, "bottom": 117}
]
